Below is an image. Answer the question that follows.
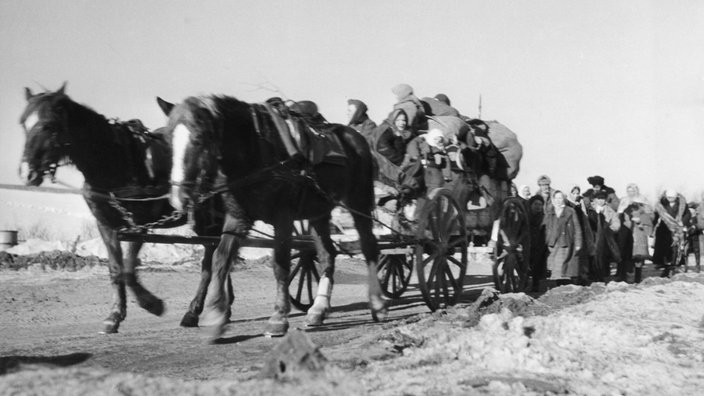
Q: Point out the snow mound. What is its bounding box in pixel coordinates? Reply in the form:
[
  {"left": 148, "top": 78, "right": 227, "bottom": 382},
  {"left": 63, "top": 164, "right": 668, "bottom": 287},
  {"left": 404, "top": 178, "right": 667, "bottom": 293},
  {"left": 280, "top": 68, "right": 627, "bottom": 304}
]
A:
[{"left": 364, "top": 276, "right": 704, "bottom": 395}]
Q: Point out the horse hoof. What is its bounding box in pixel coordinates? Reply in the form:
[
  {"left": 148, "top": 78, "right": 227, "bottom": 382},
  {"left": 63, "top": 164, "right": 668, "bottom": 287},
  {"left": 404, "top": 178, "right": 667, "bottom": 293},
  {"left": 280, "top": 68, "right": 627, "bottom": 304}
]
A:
[
  {"left": 206, "top": 323, "right": 227, "bottom": 343},
  {"left": 141, "top": 297, "right": 165, "bottom": 317},
  {"left": 305, "top": 312, "right": 326, "bottom": 327},
  {"left": 180, "top": 312, "right": 199, "bottom": 328},
  {"left": 370, "top": 301, "right": 389, "bottom": 323},
  {"left": 263, "top": 320, "right": 289, "bottom": 338},
  {"left": 100, "top": 321, "right": 119, "bottom": 334}
]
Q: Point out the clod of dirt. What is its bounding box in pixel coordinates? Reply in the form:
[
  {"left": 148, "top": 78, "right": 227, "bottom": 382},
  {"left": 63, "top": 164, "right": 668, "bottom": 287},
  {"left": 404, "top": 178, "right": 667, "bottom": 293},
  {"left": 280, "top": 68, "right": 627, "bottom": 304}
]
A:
[
  {"left": 258, "top": 330, "right": 328, "bottom": 381},
  {"left": 461, "top": 288, "right": 551, "bottom": 328}
]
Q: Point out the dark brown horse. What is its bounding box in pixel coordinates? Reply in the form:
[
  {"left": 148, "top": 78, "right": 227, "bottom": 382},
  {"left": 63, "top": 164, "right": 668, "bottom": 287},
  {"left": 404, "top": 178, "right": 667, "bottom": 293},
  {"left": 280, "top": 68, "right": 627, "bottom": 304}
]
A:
[
  {"left": 158, "top": 95, "right": 388, "bottom": 340},
  {"left": 19, "top": 83, "right": 232, "bottom": 333}
]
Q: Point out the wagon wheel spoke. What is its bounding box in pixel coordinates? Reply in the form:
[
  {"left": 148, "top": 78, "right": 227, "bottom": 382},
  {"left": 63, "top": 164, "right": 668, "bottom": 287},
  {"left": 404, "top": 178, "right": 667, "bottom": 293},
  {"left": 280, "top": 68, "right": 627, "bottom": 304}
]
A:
[{"left": 444, "top": 263, "right": 460, "bottom": 293}]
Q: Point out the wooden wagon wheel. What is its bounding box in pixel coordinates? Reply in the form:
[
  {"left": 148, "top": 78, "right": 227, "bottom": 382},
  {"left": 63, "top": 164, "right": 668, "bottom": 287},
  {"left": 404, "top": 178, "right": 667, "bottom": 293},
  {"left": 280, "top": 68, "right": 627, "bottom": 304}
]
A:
[
  {"left": 415, "top": 188, "right": 468, "bottom": 311},
  {"left": 377, "top": 251, "right": 414, "bottom": 299},
  {"left": 287, "top": 220, "right": 321, "bottom": 312},
  {"left": 492, "top": 197, "right": 531, "bottom": 293}
]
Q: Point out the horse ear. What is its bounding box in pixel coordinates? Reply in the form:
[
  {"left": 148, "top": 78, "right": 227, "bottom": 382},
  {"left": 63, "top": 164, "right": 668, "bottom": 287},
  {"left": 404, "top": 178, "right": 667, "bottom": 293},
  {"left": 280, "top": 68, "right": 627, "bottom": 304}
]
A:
[
  {"left": 57, "top": 81, "right": 67, "bottom": 94},
  {"left": 157, "top": 97, "right": 174, "bottom": 115},
  {"left": 25, "top": 87, "right": 33, "bottom": 100}
]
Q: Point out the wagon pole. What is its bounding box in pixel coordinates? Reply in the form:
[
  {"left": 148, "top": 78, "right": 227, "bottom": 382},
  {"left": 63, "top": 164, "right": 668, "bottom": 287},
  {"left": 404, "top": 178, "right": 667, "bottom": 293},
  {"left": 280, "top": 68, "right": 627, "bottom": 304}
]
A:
[{"left": 478, "top": 94, "right": 482, "bottom": 119}]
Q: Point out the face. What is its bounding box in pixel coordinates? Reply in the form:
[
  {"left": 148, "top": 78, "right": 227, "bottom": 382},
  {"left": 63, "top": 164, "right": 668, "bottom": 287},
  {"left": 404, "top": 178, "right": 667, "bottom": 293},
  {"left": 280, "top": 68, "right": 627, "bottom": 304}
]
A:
[
  {"left": 666, "top": 194, "right": 677, "bottom": 204},
  {"left": 593, "top": 185, "right": 602, "bottom": 192},
  {"left": 594, "top": 197, "right": 606, "bottom": 207},
  {"left": 19, "top": 87, "right": 69, "bottom": 186},
  {"left": 346, "top": 104, "right": 357, "bottom": 123},
  {"left": 521, "top": 186, "right": 531, "bottom": 197},
  {"left": 530, "top": 200, "right": 543, "bottom": 214},
  {"left": 394, "top": 113, "right": 408, "bottom": 130},
  {"left": 570, "top": 187, "right": 580, "bottom": 199},
  {"left": 539, "top": 182, "right": 550, "bottom": 194},
  {"left": 552, "top": 192, "right": 565, "bottom": 207},
  {"left": 626, "top": 186, "right": 637, "bottom": 197}
]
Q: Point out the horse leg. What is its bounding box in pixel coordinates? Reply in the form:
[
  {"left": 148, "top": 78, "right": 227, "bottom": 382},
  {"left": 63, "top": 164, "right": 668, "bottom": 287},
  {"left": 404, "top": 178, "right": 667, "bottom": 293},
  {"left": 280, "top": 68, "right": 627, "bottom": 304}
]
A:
[
  {"left": 96, "top": 223, "right": 126, "bottom": 334},
  {"left": 201, "top": 215, "right": 244, "bottom": 341},
  {"left": 306, "top": 215, "right": 336, "bottom": 326},
  {"left": 351, "top": 212, "right": 388, "bottom": 321},
  {"left": 180, "top": 245, "right": 215, "bottom": 327},
  {"left": 264, "top": 221, "right": 294, "bottom": 337},
  {"left": 122, "top": 239, "right": 164, "bottom": 316}
]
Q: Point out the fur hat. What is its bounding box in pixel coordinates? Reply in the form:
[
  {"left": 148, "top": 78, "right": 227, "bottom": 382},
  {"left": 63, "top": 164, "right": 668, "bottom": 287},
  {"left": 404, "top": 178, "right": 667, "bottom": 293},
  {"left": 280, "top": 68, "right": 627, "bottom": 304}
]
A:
[
  {"left": 664, "top": 188, "right": 678, "bottom": 198},
  {"left": 594, "top": 190, "right": 608, "bottom": 200},
  {"left": 537, "top": 175, "right": 551, "bottom": 185},
  {"left": 587, "top": 175, "right": 605, "bottom": 187}
]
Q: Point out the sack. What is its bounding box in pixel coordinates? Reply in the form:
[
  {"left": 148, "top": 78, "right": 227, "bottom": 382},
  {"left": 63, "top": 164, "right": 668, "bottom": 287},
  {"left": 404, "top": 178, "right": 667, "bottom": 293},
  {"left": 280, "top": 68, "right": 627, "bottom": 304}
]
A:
[
  {"left": 397, "top": 160, "right": 425, "bottom": 197},
  {"left": 485, "top": 121, "right": 523, "bottom": 180},
  {"left": 421, "top": 97, "right": 460, "bottom": 117}
]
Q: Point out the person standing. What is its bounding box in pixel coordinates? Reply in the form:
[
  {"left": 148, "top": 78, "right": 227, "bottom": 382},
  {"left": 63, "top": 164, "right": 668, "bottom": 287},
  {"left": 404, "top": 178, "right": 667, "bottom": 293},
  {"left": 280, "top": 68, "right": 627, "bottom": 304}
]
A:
[
  {"left": 528, "top": 195, "right": 548, "bottom": 291},
  {"left": 544, "top": 190, "right": 583, "bottom": 284},
  {"left": 583, "top": 175, "right": 620, "bottom": 211},
  {"left": 617, "top": 183, "right": 654, "bottom": 282},
  {"left": 687, "top": 196, "right": 703, "bottom": 273},
  {"left": 534, "top": 175, "right": 554, "bottom": 212},
  {"left": 587, "top": 190, "right": 621, "bottom": 282},
  {"left": 347, "top": 99, "right": 377, "bottom": 148},
  {"left": 566, "top": 184, "right": 595, "bottom": 285},
  {"left": 653, "top": 188, "right": 691, "bottom": 276}
]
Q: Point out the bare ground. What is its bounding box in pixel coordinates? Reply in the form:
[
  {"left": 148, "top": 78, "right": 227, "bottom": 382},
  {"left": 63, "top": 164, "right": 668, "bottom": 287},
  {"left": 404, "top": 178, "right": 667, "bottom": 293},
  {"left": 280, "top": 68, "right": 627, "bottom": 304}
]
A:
[{"left": 1, "top": 252, "right": 703, "bottom": 395}]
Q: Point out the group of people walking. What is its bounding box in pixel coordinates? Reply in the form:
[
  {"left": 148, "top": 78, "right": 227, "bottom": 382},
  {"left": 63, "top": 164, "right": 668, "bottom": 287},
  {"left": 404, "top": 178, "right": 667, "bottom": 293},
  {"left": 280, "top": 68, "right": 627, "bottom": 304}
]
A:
[
  {"left": 519, "top": 175, "right": 703, "bottom": 289},
  {"left": 341, "top": 84, "right": 702, "bottom": 289}
]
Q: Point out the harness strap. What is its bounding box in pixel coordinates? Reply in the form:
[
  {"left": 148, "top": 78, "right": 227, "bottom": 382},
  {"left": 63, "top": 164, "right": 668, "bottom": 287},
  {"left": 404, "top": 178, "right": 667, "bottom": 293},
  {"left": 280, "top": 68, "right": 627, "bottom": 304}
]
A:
[{"left": 262, "top": 102, "right": 300, "bottom": 158}]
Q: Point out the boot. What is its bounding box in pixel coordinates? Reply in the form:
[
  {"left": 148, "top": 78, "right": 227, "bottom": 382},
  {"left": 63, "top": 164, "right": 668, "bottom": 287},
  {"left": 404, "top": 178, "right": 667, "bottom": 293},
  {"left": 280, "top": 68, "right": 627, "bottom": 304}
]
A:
[{"left": 634, "top": 267, "right": 642, "bottom": 283}]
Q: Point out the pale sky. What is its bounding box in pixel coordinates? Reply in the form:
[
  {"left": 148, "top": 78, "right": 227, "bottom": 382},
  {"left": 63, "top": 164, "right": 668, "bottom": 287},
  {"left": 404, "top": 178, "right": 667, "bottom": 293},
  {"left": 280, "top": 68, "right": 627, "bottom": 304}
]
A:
[{"left": 1, "top": 0, "right": 703, "bottom": 201}]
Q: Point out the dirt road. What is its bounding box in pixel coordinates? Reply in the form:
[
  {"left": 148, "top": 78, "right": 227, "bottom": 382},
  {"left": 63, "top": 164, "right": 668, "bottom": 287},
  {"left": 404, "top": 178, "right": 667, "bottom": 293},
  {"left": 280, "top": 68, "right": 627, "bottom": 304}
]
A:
[{"left": 0, "top": 255, "right": 495, "bottom": 383}]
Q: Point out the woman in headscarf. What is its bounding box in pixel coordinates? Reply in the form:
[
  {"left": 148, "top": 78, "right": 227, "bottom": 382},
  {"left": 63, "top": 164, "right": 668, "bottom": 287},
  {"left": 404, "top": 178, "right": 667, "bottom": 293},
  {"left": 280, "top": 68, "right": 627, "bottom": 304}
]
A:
[
  {"left": 347, "top": 99, "right": 377, "bottom": 148},
  {"left": 616, "top": 183, "right": 653, "bottom": 282},
  {"left": 543, "top": 190, "right": 583, "bottom": 284},
  {"left": 518, "top": 184, "right": 531, "bottom": 200},
  {"left": 653, "top": 188, "right": 691, "bottom": 276},
  {"left": 391, "top": 83, "right": 427, "bottom": 134},
  {"left": 375, "top": 109, "right": 413, "bottom": 166}
]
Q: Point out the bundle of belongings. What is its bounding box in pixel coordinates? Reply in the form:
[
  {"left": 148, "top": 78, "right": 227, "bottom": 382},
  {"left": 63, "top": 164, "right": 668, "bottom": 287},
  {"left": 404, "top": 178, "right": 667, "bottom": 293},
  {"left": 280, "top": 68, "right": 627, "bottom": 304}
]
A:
[{"left": 396, "top": 113, "right": 523, "bottom": 200}]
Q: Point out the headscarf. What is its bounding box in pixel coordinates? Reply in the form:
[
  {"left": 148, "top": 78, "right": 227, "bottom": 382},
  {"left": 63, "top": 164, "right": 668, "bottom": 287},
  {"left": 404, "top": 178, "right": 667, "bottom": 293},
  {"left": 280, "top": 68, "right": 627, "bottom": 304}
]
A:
[
  {"left": 347, "top": 99, "right": 369, "bottom": 126},
  {"left": 617, "top": 183, "right": 651, "bottom": 213},
  {"left": 519, "top": 184, "right": 531, "bottom": 199}
]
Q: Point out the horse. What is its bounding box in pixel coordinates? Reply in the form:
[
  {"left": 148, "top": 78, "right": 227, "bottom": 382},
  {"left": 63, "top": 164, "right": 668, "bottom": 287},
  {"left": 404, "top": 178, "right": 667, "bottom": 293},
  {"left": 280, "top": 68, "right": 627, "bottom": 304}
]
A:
[
  {"left": 157, "top": 95, "right": 388, "bottom": 340},
  {"left": 18, "top": 83, "right": 233, "bottom": 333}
]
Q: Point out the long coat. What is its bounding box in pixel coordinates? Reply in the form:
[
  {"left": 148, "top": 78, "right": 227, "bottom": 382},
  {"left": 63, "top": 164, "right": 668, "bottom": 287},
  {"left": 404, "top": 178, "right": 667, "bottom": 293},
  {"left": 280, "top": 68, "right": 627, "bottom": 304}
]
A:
[
  {"left": 543, "top": 205, "right": 583, "bottom": 278},
  {"left": 652, "top": 194, "right": 690, "bottom": 266}
]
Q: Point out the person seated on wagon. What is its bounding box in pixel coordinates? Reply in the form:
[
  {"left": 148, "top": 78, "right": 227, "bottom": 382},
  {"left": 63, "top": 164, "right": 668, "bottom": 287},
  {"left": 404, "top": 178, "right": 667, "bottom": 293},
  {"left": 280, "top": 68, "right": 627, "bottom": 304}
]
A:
[
  {"left": 347, "top": 99, "right": 377, "bottom": 148},
  {"left": 391, "top": 83, "right": 427, "bottom": 135},
  {"left": 405, "top": 127, "right": 458, "bottom": 192},
  {"left": 375, "top": 109, "right": 414, "bottom": 166}
]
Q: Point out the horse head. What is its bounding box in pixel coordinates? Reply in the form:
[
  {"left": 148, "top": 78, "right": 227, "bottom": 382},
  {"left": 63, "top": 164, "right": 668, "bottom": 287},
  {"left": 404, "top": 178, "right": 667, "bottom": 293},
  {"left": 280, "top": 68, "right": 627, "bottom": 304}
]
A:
[
  {"left": 157, "top": 96, "right": 222, "bottom": 212},
  {"left": 19, "top": 82, "right": 71, "bottom": 186}
]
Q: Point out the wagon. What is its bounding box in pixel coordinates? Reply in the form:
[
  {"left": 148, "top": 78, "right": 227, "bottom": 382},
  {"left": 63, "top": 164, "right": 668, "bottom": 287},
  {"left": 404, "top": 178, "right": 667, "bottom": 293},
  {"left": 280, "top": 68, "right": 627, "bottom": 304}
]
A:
[{"left": 118, "top": 180, "right": 530, "bottom": 314}]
